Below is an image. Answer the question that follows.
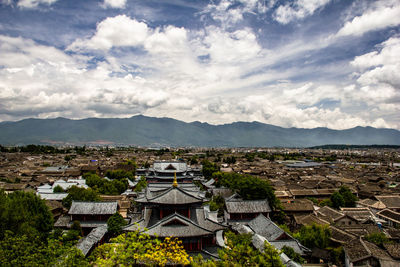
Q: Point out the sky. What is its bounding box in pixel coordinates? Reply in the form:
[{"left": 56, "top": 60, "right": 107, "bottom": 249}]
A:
[{"left": 0, "top": 0, "right": 399, "bottom": 130}]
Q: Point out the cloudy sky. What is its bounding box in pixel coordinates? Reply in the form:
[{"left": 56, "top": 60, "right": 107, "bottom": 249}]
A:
[{"left": 0, "top": 0, "right": 399, "bottom": 129}]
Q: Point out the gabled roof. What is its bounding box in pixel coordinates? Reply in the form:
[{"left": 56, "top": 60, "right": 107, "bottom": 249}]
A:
[
  {"left": 194, "top": 208, "right": 227, "bottom": 232},
  {"left": 153, "top": 161, "right": 187, "bottom": 173},
  {"left": 281, "top": 199, "right": 314, "bottom": 212},
  {"left": 68, "top": 201, "right": 117, "bottom": 215},
  {"left": 375, "top": 196, "right": 400, "bottom": 209},
  {"left": 143, "top": 213, "right": 213, "bottom": 237},
  {"left": 344, "top": 237, "right": 392, "bottom": 263},
  {"left": 340, "top": 208, "right": 375, "bottom": 223},
  {"left": 248, "top": 214, "right": 286, "bottom": 241},
  {"left": 377, "top": 209, "right": 400, "bottom": 224},
  {"left": 76, "top": 226, "right": 108, "bottom": 256},
  {"left": 329, "top": 226, "right": 357, "bottom": 244},
  {"left": 137, "top": 186, "right": 204, "bottom": 205},
  {"left": 225, "top": 199, "right": 271, "bottom": 213},
  {"left": 316, "top": 206, "right": 344, "bottom": 222}
]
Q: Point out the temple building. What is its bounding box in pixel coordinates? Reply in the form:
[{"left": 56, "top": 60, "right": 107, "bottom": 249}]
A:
[
  {"left": 136, "top": 160, "right": 201, "bottom": 183},
  {"left": 125, "top": 172, "right": 227, "bottom": 252}
]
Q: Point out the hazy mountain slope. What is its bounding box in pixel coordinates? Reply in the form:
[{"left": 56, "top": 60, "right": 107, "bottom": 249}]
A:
[{"left": 0, "top": 115, "right": 399, "bottom": 147}]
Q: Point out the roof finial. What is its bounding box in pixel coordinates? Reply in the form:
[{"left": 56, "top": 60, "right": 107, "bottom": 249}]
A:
[{"left": 172, "top": 172, "right": 178, "bottom": 187}]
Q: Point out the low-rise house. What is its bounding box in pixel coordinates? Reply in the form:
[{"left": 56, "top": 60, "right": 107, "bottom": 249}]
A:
[
  {"left": 375, "top": 196, "right": 400, "bottom": 212},
  {"left": 224, "top": 194, "right": 271, "bottom": 224},
  {"left": 340, "top": 207, "right": 376, "bottom": 224},
  {"left": 357, "top": 198, "right": 386, "bottom": 214},
  {"left": 281, "top": 199, "right": 314, "bottom": 217},
  {"left": 377, "top": 209, "right": 400, "bottom": 228},
  {"left": 344, "top": 237, "right": 397, "bottom": 267},
  {"left": 316, "top": 206, "right": 344, "bottom": 224},
  {"left": 0, "top": 183, "right": 28, "bottom": 193},
  {"left": 55, "top": 201, "right": 117, "bottom": 234}
]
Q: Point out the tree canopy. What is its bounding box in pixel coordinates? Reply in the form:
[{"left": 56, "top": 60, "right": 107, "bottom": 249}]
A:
[
  {"left": 201, "top": 159, "right": 219, "bottom": 180},
  {"left": 330, "top": 186, "right": 357, "bottom": 209},
  {"left": 0, "top": 190, "right": 53, "bottom": 240},
  {"left": 294, "top": 223, "right": 331, "bottom": 249},
  {"left": 107, "top": 212, "right": 126, "bottom": 237},
  {"left": 218, "top": 231, "right": 284, "bottom": 267},
  {"left": 84, "top": 172, "right": 128, "bottom": 195},
  {"left": 62, "top": 185, "right": 101, "bottom": 208},
  {"left": 213, "top": 171, "right": 279, "bottom": 209},
  {"left": 91, "top": 231, "right": 190, "bottom": 266}
]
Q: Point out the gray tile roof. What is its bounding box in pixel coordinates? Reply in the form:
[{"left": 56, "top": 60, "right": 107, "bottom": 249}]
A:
[
  {"left": 225, "top": 199, "right": 271, "bottom": 214},
  {"left": 194, "top": 208, "right": 227, "bottom": 232},
  {"left": 68, "top": 201, "right": 117, "bottom": 215},
  {"left": 377, "top": 209, "right": 400, "bottom": 223},
  {"left": 142, "top": 213, "right": 213, "bottom": 237},
  {"left": 248, "top": 214, "right": 285, "bottom": 241},
  {"left": 269, "top": 240, "right": 310, "bottom": 256},
  {"left": 153, "top": 161, "right": 187, "bottom": 173},
  {"left": 137, "top": 186, "right": 204, "bottom": 205},
  {"left": 76, "top": 226, "right": 108, "bottom": 256},
  {"left": 375, "top": 196, "right": 400, "bottom": 209},
  {"left": 38, "top": 193, "right": 68, "bottom": 201}
]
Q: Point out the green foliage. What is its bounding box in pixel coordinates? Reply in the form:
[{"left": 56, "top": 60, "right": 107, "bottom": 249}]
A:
[
  {"left": 218, "top": 231, "right": 284, "bottom": 267},
  {"left": 107, "top": 212, "right": 126, "bottom": 237},
  {"left": 91, "top": 230, "right": 189, "bottom": 266},
  {"left": 208, "top": 195, "right": 225, "bottom": 217},
  {"left": 365, "top": 232, "right": 389, "bottom": 246},
  {"left": 330, "top": 186, "right": 357, "bottom": 209},
  {"left": 294, "top": 223, "right": 331, "bottom": 249},
  {"left": 244, "top": 153, "right": 256, "bottom": 162},
  {"left": 330, "top": 192, "right": 345, "bottom": 209},
  {"left": 319, "top": 199, "right": 333, "bottom": 207},
  {"left": 201, "top": 159, "right": 219, "bottom": 180},
  {"left": 213, "top": 172, "right": 279, "bottom": 209},
  {"left": 0, "top": 190, "right": 53, "bottom": 240},
  {"left": 64, "top": 155, "right": 75, "bottom": 162},
  {"left": 105, "top": 169, "right": 134, "bottom": 181},
  {"left": 62, "top": 185, "right": 101, "bottom": 208},
  {"left": 190, "top": 156, "right": 199, "bottom": 165},
  {"left": 339, "top": 186, "right": 357, "bottom": 207},
  {"left": 53, "top": 185, "right": 65, "bottom": 193},
  {"left": 223, "top": 155, "right": 237, "bottom": 164},
  {"left": 0, "top": 231, "right": 89, "bottom": 267},
  {"left": 84, "top": 172, "right": 128, "bottom": 195},
  {"left": 134, "top": 176, "right": 148, "bottom": 192},
  {"left": 279, "top": 224, "right": 292, "bottom": 235},
  {"left": 143, "top": 161, "right": 150, "bottom": 168},
  {"left": 71, "top": 221, "right": 82, "bottom": 235},
  {"left": 281, "top": 245, "right": 305, "bottom": 264},
  {"left": 330, "top": 246, "right": 344, "bottom": 265}
]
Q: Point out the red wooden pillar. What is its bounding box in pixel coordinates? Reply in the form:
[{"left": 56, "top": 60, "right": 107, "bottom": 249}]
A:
[
  {"left": 188, "top": 208, "right": 190, "bottom": 218},
  {"left": 160, "top": 209, "right": 163, "bottom": 219}
]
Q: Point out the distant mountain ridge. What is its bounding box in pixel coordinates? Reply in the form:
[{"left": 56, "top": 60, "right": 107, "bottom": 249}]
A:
[{"left": 0, "top": 115, "right": 399, "bottom": 147}]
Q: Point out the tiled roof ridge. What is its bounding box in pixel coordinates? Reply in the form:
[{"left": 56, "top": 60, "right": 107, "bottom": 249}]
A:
[{"left": 144, "top": 212, "right": 213, "bottom": 234}]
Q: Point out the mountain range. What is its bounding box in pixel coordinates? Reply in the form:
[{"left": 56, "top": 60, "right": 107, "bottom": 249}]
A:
[{"left": 0, "top": 115, "right": 399, "bottom": 147}]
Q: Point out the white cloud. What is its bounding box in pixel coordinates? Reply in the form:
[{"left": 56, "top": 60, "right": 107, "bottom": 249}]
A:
[
  {"left": 351, "top": 37, "right": 400, "bottom": 89},
  {"left": 274, "top": 0, "right": 331, "bottom": 24},
  {"left": 201, "top": 0, "right": 270, "bottom": 28},
  {"left": 102, "top": 0, "right": 126, "bottom": 9},
  {"left": 336, "top": 3, "right": 400, "bottom": 37},
  {"left": 1, "top": 8, "right": 399, "bottom": 130},
  {"left": 68, "top": 15, "right": 149, "bottom": 51},
  {"left": 17, "top": 0, "right": 58, "bottom": 8}
]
